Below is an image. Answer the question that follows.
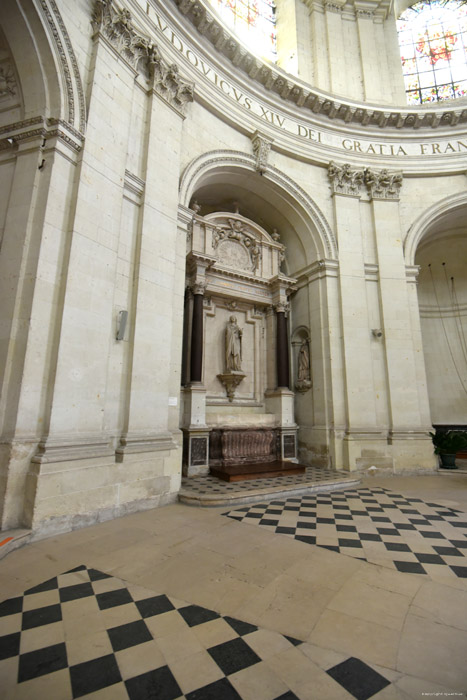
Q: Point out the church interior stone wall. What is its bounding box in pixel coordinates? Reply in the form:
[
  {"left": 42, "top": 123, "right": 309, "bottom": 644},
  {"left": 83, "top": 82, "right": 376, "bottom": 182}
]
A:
[{"left": 0, "top": 0, "right": 465, "bottom": 535}]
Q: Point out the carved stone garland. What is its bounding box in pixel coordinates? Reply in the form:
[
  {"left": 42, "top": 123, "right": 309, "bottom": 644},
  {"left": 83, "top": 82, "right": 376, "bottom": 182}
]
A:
[{"left": 212, "top": 219, "right": 262, "bottom": 271}]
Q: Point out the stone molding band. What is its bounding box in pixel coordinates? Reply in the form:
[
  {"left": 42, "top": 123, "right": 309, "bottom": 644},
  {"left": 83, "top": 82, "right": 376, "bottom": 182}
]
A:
[{"left": 170, "top": 0, "right": 467, "bottom": 131}]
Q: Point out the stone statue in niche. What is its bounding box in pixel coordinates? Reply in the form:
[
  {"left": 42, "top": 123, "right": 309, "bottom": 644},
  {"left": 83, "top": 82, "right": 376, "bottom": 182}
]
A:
[
  {"left": 217, "top": 315, "right": 246, "bottom": 401},
  {"left": 225, "top": 315, "right": 243, "bottom": 371},
  {"left": 295, "top": 340, "right": 312, "bottom": 392}
]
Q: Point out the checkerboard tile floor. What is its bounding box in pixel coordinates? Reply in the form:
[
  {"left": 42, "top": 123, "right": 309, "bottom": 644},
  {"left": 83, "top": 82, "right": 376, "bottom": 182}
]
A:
[
  {"left": 224, "top": 487, "right": 467, "bottom": 578},
  {"left": 181, "top": 467, "right": 355, "bottom": 495},
  {"left": 0, "top": 565, "right": 392, "bottom": 699}
]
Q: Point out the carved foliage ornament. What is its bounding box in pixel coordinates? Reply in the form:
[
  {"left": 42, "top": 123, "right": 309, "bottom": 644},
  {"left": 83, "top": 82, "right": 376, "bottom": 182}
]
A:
[
  {"left": 364, "top": 168, "right": 403, "bottom": 200},
  {"left": 0, "top": 63, "right": 17, "bottom": 98},
  {"left": 212, "top": 219, "right": 261, "bottom": 271},
  {"left": 328, "top": 161, "right": 364, "bottom": 196},
  {"left": 92, "top": 0, "right": 194, "bottom": 113},
  {"left": 328, "top": 162, "right": 403, "bottom": 199}
]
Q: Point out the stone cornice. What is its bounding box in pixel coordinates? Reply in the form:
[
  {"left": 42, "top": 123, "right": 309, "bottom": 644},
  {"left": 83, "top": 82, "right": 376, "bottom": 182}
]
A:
[
  {"left": 171, "top": 0, "right": 467, "bottom": 131},
  {"left": 0, "top": 116, "right": 84, "bottom": 153},
  {"left": 93, "top": 0, "right": 194, "bottom": 115}
]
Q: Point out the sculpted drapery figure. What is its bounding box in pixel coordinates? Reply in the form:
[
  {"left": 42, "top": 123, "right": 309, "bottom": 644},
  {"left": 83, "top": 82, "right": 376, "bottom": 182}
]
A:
[
  {"left": 297, "top": 341, "right": 310, "bottom": 381},
  {"left": 225, "top": 316, "right": 243, "bottom": 371}
]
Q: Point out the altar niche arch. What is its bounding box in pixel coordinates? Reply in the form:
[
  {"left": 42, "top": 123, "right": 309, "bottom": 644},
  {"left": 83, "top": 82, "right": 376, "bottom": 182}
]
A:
[
  {"left": 179, "top": 151, "right": 337, "bottom": 475},
  {"left": 405, "top": 193, "right": 467, "bottom": 428}
]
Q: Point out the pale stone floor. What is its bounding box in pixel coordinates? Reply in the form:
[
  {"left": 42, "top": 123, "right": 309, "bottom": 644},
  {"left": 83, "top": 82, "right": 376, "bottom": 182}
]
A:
[{"left": 1, "top": 474, "right": 467, "bottom": 699}]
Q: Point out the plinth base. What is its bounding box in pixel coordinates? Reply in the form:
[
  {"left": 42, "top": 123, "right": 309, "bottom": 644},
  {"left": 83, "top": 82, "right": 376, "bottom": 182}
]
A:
[{"left": 210, "top": 460, "right": 306, "bottom": 482}]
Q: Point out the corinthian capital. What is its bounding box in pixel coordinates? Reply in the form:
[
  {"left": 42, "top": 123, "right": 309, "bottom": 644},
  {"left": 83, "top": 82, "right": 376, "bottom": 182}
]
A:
[
  {"left": 364, "top": 168, "right": 403, "bottom": 200},
  {"left": 328, "top": 161, "right": 365, "bottom": 197},
  {"left": 92, "top": 0, "right": 194, "bottom": 114}
]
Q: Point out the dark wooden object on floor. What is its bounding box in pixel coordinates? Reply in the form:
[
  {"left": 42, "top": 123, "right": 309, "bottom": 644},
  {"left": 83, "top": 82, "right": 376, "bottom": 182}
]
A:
[{"left": 210, "top": 460, "right": 306, "bottom": 482}]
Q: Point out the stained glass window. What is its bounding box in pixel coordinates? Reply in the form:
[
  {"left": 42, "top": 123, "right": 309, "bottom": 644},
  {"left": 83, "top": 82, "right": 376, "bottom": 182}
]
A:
[
  {"left": 208, "top": 0, "right": 277, "bottom": 62},
  {"left": 397, "top": 0, "right": 467, "bottom": 104}
]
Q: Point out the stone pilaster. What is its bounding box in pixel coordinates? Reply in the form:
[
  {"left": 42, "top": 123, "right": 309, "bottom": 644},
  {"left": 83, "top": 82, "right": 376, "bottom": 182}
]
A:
[
  {"left": 365, "top": 168, "right": 435, "bottom": 471},
  {"left": 328, "top": 162, "right": 383, "bottom": 470}
]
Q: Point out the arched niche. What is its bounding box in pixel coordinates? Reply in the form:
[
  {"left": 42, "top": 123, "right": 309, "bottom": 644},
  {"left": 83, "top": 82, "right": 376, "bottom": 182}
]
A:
[
  {"left": 407, "top": 195, "right": 467, "bottom": 427},
  {"left": 180, "top": 150, "right": 337, "bottom": 276},
  {"left": 0, "top": 0, "right": 85, "bottom": 130}
]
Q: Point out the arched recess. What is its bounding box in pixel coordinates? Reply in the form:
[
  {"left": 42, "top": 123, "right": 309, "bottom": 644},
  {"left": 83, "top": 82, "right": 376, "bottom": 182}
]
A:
[
  {"left": 179, "top": 150, "right": 337, "bottom": 274},
  {"left": 405, "top": 192, "right": 467, "bottom": 427},
  {"left": 1, "top": 0, "right": 85, "bottom": 131},
  {"left": 404, "top": 192, "right": 467, "bottom": 266}
]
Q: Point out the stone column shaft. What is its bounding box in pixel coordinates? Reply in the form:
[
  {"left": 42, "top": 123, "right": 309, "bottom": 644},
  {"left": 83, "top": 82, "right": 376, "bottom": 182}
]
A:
[
  {"left": 276, "top": 310, "right": 290, "bottom": 389},
  {"left": 190, "top": 291, "right": 204, "bottom": 383}
]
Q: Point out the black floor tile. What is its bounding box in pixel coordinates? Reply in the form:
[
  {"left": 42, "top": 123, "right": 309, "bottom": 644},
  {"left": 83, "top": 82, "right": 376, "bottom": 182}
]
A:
[
  {"left": 135, "top": 594, "right": 175, "bottom": 619},
  {"left": 376, "top": 528, "right": 399, "bottom": 536},
  {"left": 70, "top": 653, "right": 122, "bottom": 698},
  {"left": 21, "top": 603, "right": 62, "bottom": 630},
  {"left": 276, "top": 527, "right": 296, "bottom": 534},
  {"left": 87, "top": 569, "right": 115, "bottom": 581},
  {"left": 384, "top": 542, "right": 411, "bottom": 552},
  {"left": 420, "top": 531, "right": 446, "bottom": 539},
  {"left": 208, "top": 637, "right": 261, "bottom": 675},
  {"left": 394, "top": 561, "right": 426, "bottom": 574},
  {"left": 59, "top": 582, "right": 94, "bottom": 603},
  {"left": 450, "top": 566, "right": 467, "bottom": 578},
  {"left": 326, "top": 656, "right": 390, "bottom": 700},
  {"left": 273, "top": 693, "right": 300, "bottom": 700},
  {"left": 0, "top": 631, "right": 20, "bottom": 661},
  {"left": 414, "top": 553, "right": 445, "bottom": 565},
  {"left": 296, "top": 520, "right": 316, "bottom": 529},
  {"left": 64, "top": 565, "right": 87, "bottom": 574},
  {"left": 393, "top": 523, "right": 416, "bottom": 530},
  {"left": 0, "top": 596, "right": 23, "bottom": 617},
  {"left": 320, "top": 545, "right": 340, "bottom": 552},
  {"left": 317, "top": 518, "right": 335, "bottom": 524},
  {"left": 338, "top": 538, "right": 363, "bottom": 548},
  {"left": 433, "top": 546, "right": 462, "bottom": 557},
  {"left": 336, "top": 525, "right": 357, "bottom": 532},
  {"left": 260, "top": 519, "right": 279, "bottom": 526},
  {"left": 449, "top": 540, "right": 467, "bottom": 548},
  {"left": 224, "top": 616, "right": 257, "bottom": 637},
  {"left": 295, "top": 534, "right": 316, "bottom": 544},
  {"left": 359, "top": 533, "right": 382, "bottom": 542},
  {"left": 18, "top": 642, "right": 68, "bottom": 683},
  {"left": 125, "top": 665, "right": 182, "bottom": 700},
  {"left": 179, "top": 604, "right": 221, "bottom": 627},
  {"left": 186, "top": 677, "right": 242, "bottom": 700},
  {"left": 107, "top": 619, "right": 153, "bottom": 652},
  {"left": 284, "top": 635, "right": 303, "bottom": 646},
  {"left": 24, "top": 577, "right": 58, "bottom": 595},
  {"left": 96, "top": 588, "right": 133, "bottom": 610}
]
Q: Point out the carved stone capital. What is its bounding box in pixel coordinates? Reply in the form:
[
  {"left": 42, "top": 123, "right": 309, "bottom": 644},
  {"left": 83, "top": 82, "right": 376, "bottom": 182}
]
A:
[
  {"left": 191, "top": 281, "right": 206, "bottom": 295},
  {"left": 328, "top": 161, "right": 365, "bottom": 197},
  {"left": 250, "top": 130, "right": 274, "bottom": 175},
  {"left": 92, "top": 0, "right": 194, "bottom": 114},
  {"left": 364, "top": 168, "right": 403, "bottom": 200},
  {"left": 275, "top": 302, "right": 290, "bottom": 315}
]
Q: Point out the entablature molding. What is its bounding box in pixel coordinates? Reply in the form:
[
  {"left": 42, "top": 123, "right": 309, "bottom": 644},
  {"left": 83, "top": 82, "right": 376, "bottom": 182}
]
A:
[
  {"left": 166, "top": 0, "right": 467, "bottom": 132},
  {"left": 0, "top": 116, "right": 84, "bottom": 154}
]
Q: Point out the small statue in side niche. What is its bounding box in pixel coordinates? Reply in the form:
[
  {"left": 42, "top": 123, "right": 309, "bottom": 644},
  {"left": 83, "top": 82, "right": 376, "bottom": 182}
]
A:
[
  {"left": 296, "top": 339, "right": 312, "bottom": 392},
  {"left": 225, "top": 315, "right": 243, "bottom": 372}
]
